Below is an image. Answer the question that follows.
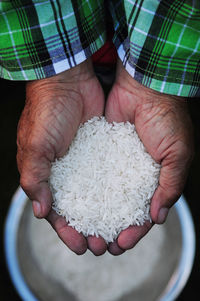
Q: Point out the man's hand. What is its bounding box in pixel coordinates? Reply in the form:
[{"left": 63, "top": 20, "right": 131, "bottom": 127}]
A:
[
  {"left": 105, "top": 60, "right": 194, "bottom": 255},
  {"left": 17, "top": 59, "right": 107, "bottom": 255}
]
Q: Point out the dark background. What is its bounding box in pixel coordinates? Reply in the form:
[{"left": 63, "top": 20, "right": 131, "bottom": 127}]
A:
[{"left": 0, "top": 78, "right": 199, "bottom": 300}]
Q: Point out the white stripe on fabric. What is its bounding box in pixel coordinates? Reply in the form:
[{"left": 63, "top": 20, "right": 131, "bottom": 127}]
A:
[
  {"left": 127, "top": 0, "right": 200, "bottom": 35},
  {"left": 0, "top": 12, "right": 75, "bottom": 37},
  {"left": 178, "top": 38, "right": 200, "bottom": 96},
  {"left": 53, "top": 50, "right": 86, "bottom": 74},
  {"left": 96, "top": 0, "right": 104, "bottom": 44},
  {"left": 0, "top": 68, "right": 13, "bottom": 80},
  {"left": 127, "top": 0, "right": 156, "bottom": 16},
  {"left": 117, "top": 43, "right": 136, "bottom": 78},
  {"left": 2, "top": 12, "right": 28, "bottom": 80},
  {"left": 130, "top": 25, "right": 200, "bottom": 54},
  {"left": 161, "top": 4, "right": 195, "bottom": 93}
]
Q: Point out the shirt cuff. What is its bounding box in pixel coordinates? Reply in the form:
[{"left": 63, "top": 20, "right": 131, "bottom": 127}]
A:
[
  {"left": 111, "top": 0, "right": 200, "bottom": 98},
  {"left": 0, "top": 0, "right": 106, "bottom": 81}
]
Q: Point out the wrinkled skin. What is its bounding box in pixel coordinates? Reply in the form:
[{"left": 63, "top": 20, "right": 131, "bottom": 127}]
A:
[
  {"left": 105, "top": 60, "right": 194, "bottom": 253},
  {"left": 17, "top": 58, "right": 194, "bottom": 256},
  {"left": 17, "top": 59, "right": 107, "bottom": 255}
]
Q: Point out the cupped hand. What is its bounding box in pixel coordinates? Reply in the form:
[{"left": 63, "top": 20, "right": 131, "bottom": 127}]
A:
[
  {"left": 17, "top": 59, "right": 107, "bottom": 255},
  {"left": 105, "top": 60, "right": 194, "bottom": 255}
]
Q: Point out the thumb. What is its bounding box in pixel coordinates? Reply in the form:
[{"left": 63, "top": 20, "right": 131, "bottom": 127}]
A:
[
  {"left": 150, "top": 147, "right": 192, "bottom": 224},
  {"left": 150, "top": 185, "right": 177, "bottom": 224},
  {"left": 19, "top": 153, "right": 52, "bottom": 218},
  {"left": 30, "top": 183, "right": 52, "bottom": 218}
]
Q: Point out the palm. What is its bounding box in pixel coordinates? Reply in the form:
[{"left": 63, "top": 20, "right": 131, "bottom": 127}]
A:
[
  {"left": 25, "top": 73, "right": 104, "bottom": 160},
  {"left": 17, "top": 61, "right": 107, "bottom": 255},
  {"left": 105, "top": 61, "right": 193, "bottom": 252}
]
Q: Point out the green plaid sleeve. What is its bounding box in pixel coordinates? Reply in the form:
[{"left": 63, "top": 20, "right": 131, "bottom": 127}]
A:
[
  {"left": 110, "top": 0, "right": 200, "bottom": 97},
  {"left": 0, "top": 0, "right": 106, "bottom": 80},
  {"left": 0, "top": 1, "right": 199, "bottom": 97}
]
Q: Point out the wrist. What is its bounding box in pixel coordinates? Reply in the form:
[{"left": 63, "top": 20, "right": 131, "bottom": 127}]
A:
[
  {"left": 25, "top": 59, "right": 97, "bottom": 109},
  {"left": 26, "top": 59, "right": 95, "bottom": 99}
]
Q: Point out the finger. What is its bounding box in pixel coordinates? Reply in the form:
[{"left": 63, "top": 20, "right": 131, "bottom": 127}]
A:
[
  {"left": 150, "top": 146, "right": 193, "bottom": 224},
  {"left": 23, "top": 181, "right": 52, "bottom": 219},
  {"left": 21, "top": 181, "right": 52, "bottom": 219},
  {"left": 108, "top": 241, "right": 125, "bottom": 256},
  {"left": 150, "top": 185, "right": 174, "bottom": 224},
  {"left": 151, "top": 180, "right": 181, "bottom": 224},
  {"left": 87, "top": 236, "right": 107, "bottom": 256},
  {"left": 117, "top": 221, "right": 153, "bottom": 250},
  {"left": 18, "top": 151, "right": 52, "bottom": 218},
  {"left": 46, "top": 209, "right": 87, "bottom": 255}
]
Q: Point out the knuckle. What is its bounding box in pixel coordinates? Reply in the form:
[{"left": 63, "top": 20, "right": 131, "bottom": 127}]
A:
[
  {"left": 175, "top": 141, "right": 194, "bottom": 166},
  {"left": 20, "top": 170, "right": 38, "bottom": 196},
  {"left": 26, "top": 136, "right": 40, "bottom": 153},
  {"left": 20, "top": 175, "right": 32, "bottom": 192}
]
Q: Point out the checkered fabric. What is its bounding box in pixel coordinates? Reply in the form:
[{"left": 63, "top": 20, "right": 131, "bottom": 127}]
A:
[
  {"left": 0, "top": 0, "right": 106, "bottom": 80},
  {"left": 0, "top": 0, "right": 200, "bottom": 97}
]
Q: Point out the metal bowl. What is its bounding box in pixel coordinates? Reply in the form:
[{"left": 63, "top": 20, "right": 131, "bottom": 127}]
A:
[{"left": 4, "top": 187, "right": 195, "bottom": 301}]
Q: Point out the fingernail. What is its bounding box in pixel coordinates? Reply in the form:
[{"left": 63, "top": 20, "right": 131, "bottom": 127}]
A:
[
  {"left": 32, "top": 200, "right": 41, "bottom": 218},
  {"left": 157, "top": 208, "right": 169, "bottom": 224}
]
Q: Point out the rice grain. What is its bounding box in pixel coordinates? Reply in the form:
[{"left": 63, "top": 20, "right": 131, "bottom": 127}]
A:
[{"left": 49, "top": 117, "right": 161, "bottom": 243}]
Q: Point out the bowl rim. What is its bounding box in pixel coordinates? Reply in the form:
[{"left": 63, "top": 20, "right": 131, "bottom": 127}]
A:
[{"left": 4, "top": 187, "right": 196, "bottom": 301}]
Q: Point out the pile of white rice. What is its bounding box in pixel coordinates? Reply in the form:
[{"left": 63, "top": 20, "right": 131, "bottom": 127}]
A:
[{"left": 49, "top": 117, "right": 160, "bottom": 243}]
